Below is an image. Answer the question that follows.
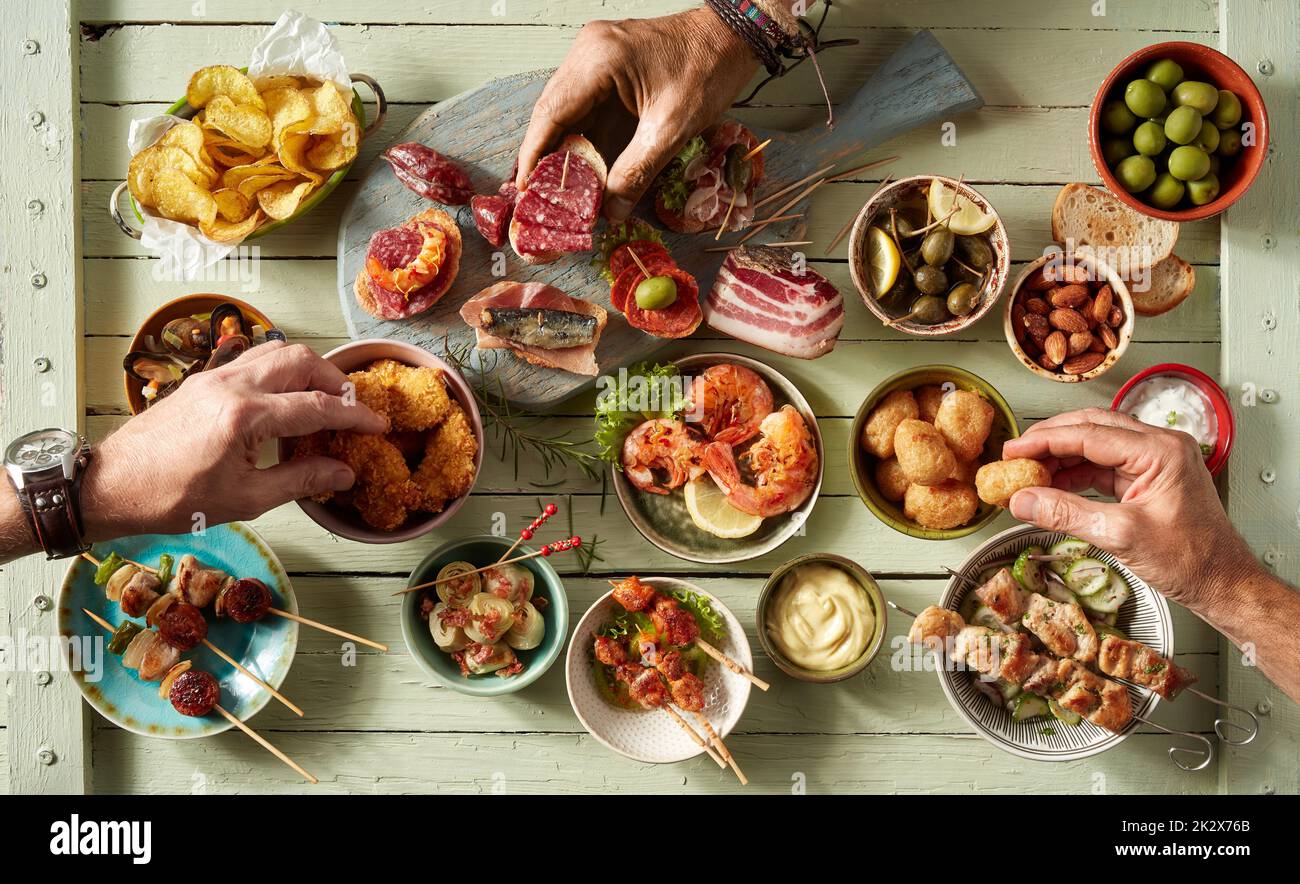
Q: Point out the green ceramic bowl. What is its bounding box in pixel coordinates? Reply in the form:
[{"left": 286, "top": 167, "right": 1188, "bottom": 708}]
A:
[
  {"left": 756, "top": 553, "right": 887, "bottom": 684},
  {"left": 850, "top": 364, "right": 1019, "bottom": 540},
  {"left": 399, "top": 535, "right": 568, "bottom": 697}
]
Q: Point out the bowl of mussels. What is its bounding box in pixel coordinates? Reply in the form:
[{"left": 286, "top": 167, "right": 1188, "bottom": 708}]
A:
[
  {"left": 123, "top": 294, "right": 284, "bottom": 414},
  {"left": 848, "top": 175, "right": 1010, "bottom": 337}
]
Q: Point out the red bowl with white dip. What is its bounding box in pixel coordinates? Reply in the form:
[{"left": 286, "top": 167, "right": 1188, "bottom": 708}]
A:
[{"left": 1111, "top": 363, "right": 1234, "bottom": 476}]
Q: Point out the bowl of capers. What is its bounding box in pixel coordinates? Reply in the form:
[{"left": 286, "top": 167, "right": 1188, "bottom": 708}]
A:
[{"left": 848, "top": 175, "right": 1010, "bottom": 337}]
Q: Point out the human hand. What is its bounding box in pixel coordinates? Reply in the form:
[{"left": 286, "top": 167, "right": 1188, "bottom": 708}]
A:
[
  {"left": 1001, "top": 408, "right": 1257, "bottom": 608},
  {"left": 83, "top": 341, "right": 386, "bottom": 540},
  {"left": 515, "top": 7, "right": 759, "bottom": 221}
]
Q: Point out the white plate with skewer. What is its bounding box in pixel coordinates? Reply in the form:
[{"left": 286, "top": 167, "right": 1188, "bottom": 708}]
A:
[
  {"left": 938, "top": 524, "right": 1172, "bottom": 762},
  {"left": 566, "top": 576, "right": 752, "bottom": 764}
]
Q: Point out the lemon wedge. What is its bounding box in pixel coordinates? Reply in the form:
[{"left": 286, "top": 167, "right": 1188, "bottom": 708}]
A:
[
  {"left": 866, "top": 225, "right": 900, "bottom": 299},
  {"left": 927, "top": 178, "right": 996, "bottom": 235},
  {"left": 684, "top": 475, "right": 762, "bottom": 539}
]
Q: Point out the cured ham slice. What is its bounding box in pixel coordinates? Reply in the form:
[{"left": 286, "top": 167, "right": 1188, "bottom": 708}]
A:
[
  {"left": 703, "top": 245, "right": 843, "bottom": 359},
  {"left": 460, "top": 281, "right": 608, "bottom": 376}
]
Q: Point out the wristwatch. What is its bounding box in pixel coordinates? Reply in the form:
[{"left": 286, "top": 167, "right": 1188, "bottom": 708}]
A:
[{"left": 4, "top": 428, "right": 91, "bottom": 560}]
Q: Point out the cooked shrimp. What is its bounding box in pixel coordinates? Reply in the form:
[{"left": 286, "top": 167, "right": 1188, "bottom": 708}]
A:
[
  {"left": 622, "top": 419, "right": 706, "bottom": 494},
  {"left": 703, "top": 405, "right": 818, "bottom": 517},
  {"left": 691, "top": 364, "right": 774, "bottom": 445}
]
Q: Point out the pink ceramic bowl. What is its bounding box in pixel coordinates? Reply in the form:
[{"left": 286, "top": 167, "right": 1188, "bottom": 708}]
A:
[{"left": 277, "top": 338, "right": 484, "bottom": 544}]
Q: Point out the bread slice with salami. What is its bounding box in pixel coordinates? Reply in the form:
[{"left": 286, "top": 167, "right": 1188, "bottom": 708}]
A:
[
  {"left": 354, "top": 207, "right": 462, "bottom": 321},
  {"left": 509, "top": 134, "right": 607, "bottom": 265}
]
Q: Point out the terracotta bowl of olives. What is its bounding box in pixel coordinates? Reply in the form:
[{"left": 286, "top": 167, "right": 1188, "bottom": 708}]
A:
[
  {"left": 848, "top": 175, "right": 1010, "bottom": 337},
  {"left": 1090, "top": 41, "right": 1269, "bottom": 221}
]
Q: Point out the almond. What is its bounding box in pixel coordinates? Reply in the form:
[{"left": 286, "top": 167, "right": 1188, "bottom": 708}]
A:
[
  {"left": 1068, "top": 330, "right": 1093, "bottom": 355},
  {"left": 1048, "top": 307, "right": 1089, "bottom": 334},
  {"left": 1108, "top": 305, "right": 1124, "bottom": 327},
  {"left": 1038, "top": 353, "right": 1059, "bottom": 371},
  {"left": 1099, "top": 324, "right": 1119, "bottom": 349},
  {"left": 1049, "top": 284, "right": 1090, "bottom": 308},
  {"left": 1063, "top": 352, "right": 1105, "bottom": 375},
  {"left": 1024, "top": 266, "right": 1054, "bottom": 291},
  {"left": 1026, "top": 297, "right": 1051, "bottom": 316},
  {"left": 1043, "top": 331, "right": 1067, "bottom": 366},
  {"left": 1089, "top": 336, "right": 1107, "bottom": 353},
  {"left": 1023, "top": 313, "right": 1050, "bottom": 338},
  {"left": 1092, "top": 284, "right": 1114, "bottom": 325}
]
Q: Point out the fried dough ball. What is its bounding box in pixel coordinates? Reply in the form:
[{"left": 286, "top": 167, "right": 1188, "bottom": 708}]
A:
[
  {"left": 949, "top": 457, "right": 980, "bottom": 484},
  {"left": 914, "top": 384, "right": 947, "bottom": 423},
  {"left": 411, "top": 403, "right": 479, "bottom": 512},
  {"left": 976, "top": 458, "right": 1053, "bottom": 508},
  {"left": 290, "top": 431, "right": 335, "bottom": 503},
  {"left": 862, "top": 390, "right": 919, "bottom": 458},
  {"left": 368, "top": 359, "right": 451, "bottom": 431},
  {"left": 329, "top": 432, "right": 424, "bottom": 531},
  {"left": 934, "top": 389, "right": 995, "bottom": 462},
  {"left": 904, "top": 480, "right": 979, "bottom": 530},
  {"left": 874, "top": 456, "right": 911, "bottom": 502},
  {"left": 893, "top": 418, "right": 956, "bottom": 486}
]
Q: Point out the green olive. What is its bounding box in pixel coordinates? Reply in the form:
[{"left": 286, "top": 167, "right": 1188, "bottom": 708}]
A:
[
  {"left": 1173, "top": 81, "right": 1220, "bottom": 115},
  {"left": 1124, "top": 79, "right": 1167, "bottom": 119},
  {"left": 955, "top": 234, "right": 993, "bottom": 270},
  {"left": 634, "top": 275, "right": 679, "bottom": 310},
  {"left": 913, "top": 264, "right": 948, "bottom": 296},
  {"left": 1194, "top": 120, "right": 1220, "bottom": 153},
  {"left": 1168, "top": 145, "right": 1211, "bottom": 182},
  {"left": 1186, "top": 172, "right": 1220, "bottom": 206},
  {"left": 1212, "top": 90, "right": 1242, "bottom": 129},
  {"left": 946, "top": 282, "right": 980, "bottom": 317},
  {"left": 920, "top": 228, "right": 955, "bottom": 267},
  {"left": 1145, "top": 58, "right": 1184, "bottom": 92},
  {"left": 1164, "top": 105, "right": 1203, "bottom": 145},
  {"left": 1103, "top": 138, "right": 1133, "bottom": 167},
  {"left": 1132, "top": 120, "right": 1167, "bottom": 156},
  {"left": 1147, "top": 172, "right": 1186, "bottom": 210},
  {"left": 1102, "top": 99, "right": 1138, "bottom": 134},
  {"left": 1217, "top": 128, "right": 1242, "bottom": 157},
  {"left": 1115, "top": 155, "right": 1157, "bottom": 193},
  {"left": 908, "top": 295, "right": 949, "bottom": 325}
]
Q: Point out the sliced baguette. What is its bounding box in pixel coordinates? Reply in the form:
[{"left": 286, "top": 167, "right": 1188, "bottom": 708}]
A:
[
  {"left": 508, "top": 134, "right": 608, "bottom": 265},
  {"left": 1051, "top": 183, "right": 1179, "bottom": 273},
  {"left": 1125, "top": 253, "right": 1196, "bottom": 316}
]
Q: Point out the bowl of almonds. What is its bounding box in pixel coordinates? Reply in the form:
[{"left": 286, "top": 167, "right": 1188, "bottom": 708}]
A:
[{"left": 1003, "top": 250, "right": 1135, "bottom": 382}]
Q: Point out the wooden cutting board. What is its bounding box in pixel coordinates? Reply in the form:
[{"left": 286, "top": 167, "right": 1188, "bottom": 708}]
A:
[{"left": 337, "top": 30, "right": 982, "bottom": 409}]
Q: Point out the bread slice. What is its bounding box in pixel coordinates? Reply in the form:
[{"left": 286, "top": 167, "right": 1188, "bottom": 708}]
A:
[
  {"left": 1051, "top": 183, "right": 1179, "bottom": 273},
  {"left": 1125, "top": 253, "right": 1196, "bottom": 316},
  {"left": 508, "top": 134, "right": 608, "bottom": 265},
  {"left": 354, "top": 207, "right": 462, "bottom": 320}
]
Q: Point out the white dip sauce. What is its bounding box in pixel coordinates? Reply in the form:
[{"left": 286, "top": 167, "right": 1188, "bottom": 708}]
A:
[
  {"left": 767, "top": 563, "right": 874, "bottom": 671},
  {"left": 1120, "top": 375, "right": 1218, "bottom": 453}
]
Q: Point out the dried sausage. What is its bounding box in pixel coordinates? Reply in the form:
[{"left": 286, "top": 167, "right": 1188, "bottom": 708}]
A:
[
  {"left": 218, "top": 577, "right": 273, "bottom": 624},
  {"left": 168, "top": 669, "right": 220, "bottom": 717},
  {"left": 156, "top": 600, "right": 208, "bottom": 651},
  {"left": 382, "top": 142, "right": 473, "bottom": 205}
]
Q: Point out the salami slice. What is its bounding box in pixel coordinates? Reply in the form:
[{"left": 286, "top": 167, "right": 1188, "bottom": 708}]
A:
[
  {"left": 611, "top": 256, "right": 682, "bottom": 314},
  {"left": 624, "top": 268, "right": 702, "bottom": 339},
  {"left": 608, "top": 241, "right": 674, "bottom": 284},
  {"left": 514, "top": 189, "right": 591, "bottom": 232},
  {"left": 367, "top": 226, "right": 423, "bottom": 271},
  {"left": 526, "top": 150, "right": 602, "bottom": 220},
  {"left": 470, "top": 193, "right": 512, "bottom": 248},
  {"left": 513, "top": 223, "right": 592, "bottom": 257}
]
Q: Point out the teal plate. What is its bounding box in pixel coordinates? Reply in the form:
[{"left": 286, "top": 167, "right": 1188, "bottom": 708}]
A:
[
  {"left": 400, "top": 535, "right": 568, "bottom": 697},
  {"left": 57, "top": 522, "right": 298, "bottom": 739}
]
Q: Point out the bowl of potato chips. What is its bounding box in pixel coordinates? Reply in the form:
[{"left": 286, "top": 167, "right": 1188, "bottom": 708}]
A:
[{"left": 113, "top": 65, "right": 385, "bottom": 244}]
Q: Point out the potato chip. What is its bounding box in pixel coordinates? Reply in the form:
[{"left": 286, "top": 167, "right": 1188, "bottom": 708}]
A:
[
  {"left": 221, "top": 160, "right": 296, "bottom": 191},
  {"left": 157, "top": 120, "right": 206, "bottom": 162},
  {"left": 235, "top": 173, "right": 296, "bottom": 200},
  {"left": 211, "top": 188, "right": 253, "bottom": 223},
  {"left": 306, "top": 124, "right": 358, "bottom": 171},
  {"left": 150, "top": 168, "right": 218, "bottom": 226},
  {"left": 257, "top": 179, "right": 315, "bottom": 220},
  {"left": 128, "top": 145, "right": 213, "bottom": 204},
  {"left": 206, "top": 143, "right": 261, "bottom": 167},
  {"left": 201, "top": 208, "right": 264, "bottom": 243},
  {"left": 204, "top": 96, "right": 272, "bottom": 149},
  {"left": 303, "top": 81, "right": 351, "bottom": 134},
  {"left": 252, "top": 75, "right": 303, "bottom": 92},
  {"left": 187, "top": 65, "right": 266, "bottom": 111},
  {"left": 276, "top": 131, "right": 324, "bottom": 185},
  {"left": 263, "top": 86, "right": 312, "bottom": 148}
]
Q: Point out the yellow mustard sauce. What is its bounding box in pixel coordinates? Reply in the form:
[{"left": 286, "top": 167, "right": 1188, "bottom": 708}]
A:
[{"left": 767, "top": 563, "right": 873, "bottom": 671}]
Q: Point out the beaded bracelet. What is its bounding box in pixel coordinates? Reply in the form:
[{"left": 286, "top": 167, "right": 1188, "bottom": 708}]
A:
[{"left": 703, "top": 0, "right": 795, "bottom": 74}]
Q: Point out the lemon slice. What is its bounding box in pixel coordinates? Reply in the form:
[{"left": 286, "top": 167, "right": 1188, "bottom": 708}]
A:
[
  {"left": 927, "top": 178, "right": 996, "bottom": 235},
  {"left": 684, "top": 475, "right": 762, "bottom": 539},
  {"left": 865, "top": 225, "right": 900, "bottom": 299}
]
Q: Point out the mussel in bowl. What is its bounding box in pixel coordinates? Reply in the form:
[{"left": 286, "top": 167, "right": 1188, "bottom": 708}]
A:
[
  {"left": 123, "top": 349, "right": 199, "bottom": 405},
  {"left": 160, "top": 316, "right": 211, "bottom": 358},
  {"left": 210, "top": 303, "right": 249, "bottom": 345}
]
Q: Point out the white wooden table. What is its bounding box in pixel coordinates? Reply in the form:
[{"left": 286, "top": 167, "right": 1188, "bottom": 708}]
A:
[{"left": 2, "top": 0, "right": 1295, "bottom": 794}]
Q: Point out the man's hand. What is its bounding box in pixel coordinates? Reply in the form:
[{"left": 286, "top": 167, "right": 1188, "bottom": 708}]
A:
[
  {"left": 1002, "top": 408, "right": 1257, "bottom": 609},
  {"left": 516, "top": 8, "right": 759, "bottom": 221},
  {"left": 82, "top": 341, "right": 386, "bottom": 540}
]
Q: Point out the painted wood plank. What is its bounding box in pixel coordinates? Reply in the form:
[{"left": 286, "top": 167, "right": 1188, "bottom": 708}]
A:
[
  {"left": 82, "top": 180, "right": 1224, "bottom": 263},
  {"left": 91, "top": 730, "right": 1219, "bottom": 794},
  {"left": 1218, "top": 0, "right": 1300, "bottom": 797},
  {"left": 77, "top": 0, "right": 1220, "bottom": 31},
  {"left": 79, "top": 25, "right": 1214, "bottom": 108},
  {"left": 1, "top": 0, "right": 91, "bottom": 794}
]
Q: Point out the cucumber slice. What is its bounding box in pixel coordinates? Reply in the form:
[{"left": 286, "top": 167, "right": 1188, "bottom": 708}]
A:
[
  {"left": 1012, "top": 546, "right": 1047, "bottom": 593},
  {"left": 1079, "top": 570, "right": 1130, "bottom": 614},
  {"left": 1064, "top": 557, "right": 1110, "bottom": 596},
  {"left": 1048, "top": 538, "right": 1090, "bottom": 575},
  {"left": 997, "top": 680, "right": 1023, "bottom": 704},
  {"left": 1094, "top": 622, "right": 1128, "bottom": 640},
  {"left": 1049, "top": 698, "right": 1083, "bottom": 726},
  {"left": 1012, "top": 693, "right": 1050, "bottom": 721}
]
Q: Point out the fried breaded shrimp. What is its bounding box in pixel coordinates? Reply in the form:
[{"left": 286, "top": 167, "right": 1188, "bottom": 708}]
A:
[
  {"left": 346, "top": 369, "right": 391, "bottom": 424},
  {"left": 329, "top": 432, "right": 424, "bottom": 531},
  {"left": 368, "top": 359, "right": 451, "bottom": 431},
  {"left": 411, "top": 402, "right": 479, "bottom": 512},
  {"left": 291, "top": 431, "right": 335, "bottom": 503}
]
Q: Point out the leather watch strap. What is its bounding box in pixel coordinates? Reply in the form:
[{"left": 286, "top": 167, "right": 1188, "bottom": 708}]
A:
[{"left": 19, "top": 474, "right": 88, "bottom": 560}]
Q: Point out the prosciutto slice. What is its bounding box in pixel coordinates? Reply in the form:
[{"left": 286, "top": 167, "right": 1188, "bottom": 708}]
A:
[
  {"left": 460, "top": 282, "right": 608, "bottom": 376},
  {"left": 703, "top": 245, "right": 843, "bottom": 359}
]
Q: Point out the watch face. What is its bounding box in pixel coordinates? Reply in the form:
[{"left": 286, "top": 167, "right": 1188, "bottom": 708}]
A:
[{"left": 5, "top": 428, "right": 78, "bottom": 472}]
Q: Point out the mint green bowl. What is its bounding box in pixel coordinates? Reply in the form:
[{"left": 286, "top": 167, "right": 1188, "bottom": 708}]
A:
[{"left": 399, "top": 535, "right": 569, "bottom": 697}]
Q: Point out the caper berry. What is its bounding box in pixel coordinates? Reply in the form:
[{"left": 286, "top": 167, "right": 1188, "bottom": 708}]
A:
[
  {"left": 913, "top": 264, "right": 948, "bottom": 296},
  {"left": 908, "top": 295, "right": 949, "bottom": 325},
  {"left": 920, "top": 228, "right": 955, "bottom": 267},
  {"left": 946, "top": 282, "right": 980, "bottom": 316},
  {"left": 955, "top": 234, "right": 993, "bottom": 270}
]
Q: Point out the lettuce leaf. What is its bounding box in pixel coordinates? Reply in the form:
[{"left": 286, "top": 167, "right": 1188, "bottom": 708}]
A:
[
  {"left": 593, "top": 360, "right": 688, "bottom": 465},
  {"left": 654, "top": 135, "right": 707, "bottom": 212},
  {"left": 590, "top": 220, "right": 666, "bottom": 285}
]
